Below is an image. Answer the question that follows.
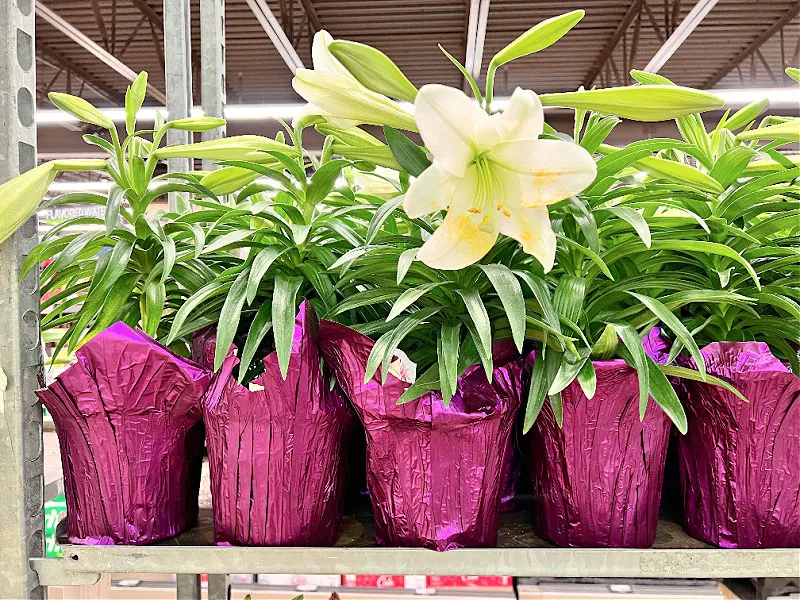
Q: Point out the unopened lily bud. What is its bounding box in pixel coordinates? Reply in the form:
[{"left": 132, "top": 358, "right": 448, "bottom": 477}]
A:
[
  {"left": 328, "top": 40, "right": 418, "bottom": 103},
  {"left": 539, "top": 86, "right": 724, "bottom": 121},
  {"left": 48, "top": 92, "right": 115, "bottom": 130},
  {"left": 168, "top": 117, "right": 227, "bottom": 132},
  {"left": 0, "top": 163, "right": 57, "bottom": 245},
  {"left": 491, "top": 10, "right": 584, "bottom": 67}
]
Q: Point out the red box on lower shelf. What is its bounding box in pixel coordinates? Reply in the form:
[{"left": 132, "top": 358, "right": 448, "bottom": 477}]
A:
[{"left": 427, "top": 576, "right": 513, "bottom": 588}]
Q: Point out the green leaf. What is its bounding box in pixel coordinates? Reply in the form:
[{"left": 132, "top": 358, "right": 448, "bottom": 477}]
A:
[
  {"left": 397, "top": 248, "right": 418, "bottom": 284},
  {"left": 491, "top": 10, "right": 584, "bottom": 66},
  {"left": 166, "top": 277, "right": 237, "bottom": 344},
  {"left": 709, "top": 145, "right": 757, "bottom": 188},
  {"left": 457, "top": 288, "right": 493, "bottom": 379},
  {"left": 721, "top": 98, "right": 768, "bottom": 131},
  {"left": 557, "top": 235, "right": 614, "bottom": 280},
  {"left": 438, "top": 44, "right": 483, "bottom": 104},
  {"left": 737, "top": 119, "right": 800, "bottom": 142},
  {"left": 366, "top": 196, "right": 404, "bottom": 244},
  {"left": 516, "top": 271, "right": 560, "bottom": 333},
  {"left": 238, "top": 302, "right": 273, "bottom": 383},
  {"left": 438, "top": 323, "right": 461, "bottom": 405},
  {"left": 553, "top": 275, "right": 585, "bottom": 325},
  {"left": 125, "top": 72, "right": 148, "bottom": 135},
  {"left": 396, "top": 363, "right": 440, "bottom": 405},
  {"left": 576, "top": 358, "right": 597, "bottom": 399},
  {"left": 272, "top": 275, "right": 304, "bottom": 379},
  {"left": 659, "top": 364, "right": 748, "bottom": 403},
  {"left": 214, "top": 268, "right": 251, "bottom": 371},
  {"left": 365, "top": 308, "right": 439, "bottom": 383},
  {"left": 201, "top": 230, "right": 255, "bottom": 254},
  {"left": 786, "top": 67, "right": 800, "bottom": 82},
  {"left": 629, "top": 293, "right": 705, "bottom": 379},
  {"left": 549, "top": 348, "right": 590, "bottom": 396},
  {"left": 602, "top": 206, "right": 651, "bottom": 247},
  {"left": 479, "top": 264, "right": 526, "bottom": 352},
  {"left": 246, "top": 247, "right": 289, "bottom": 305},
  {"left": 141, "top": 280, "right": 166, "bottom": 337},
  {"left": 591, "top": 323, "right": 618, "bottom": 360},
  {"left": 387, "top": 282, "right": 443, "bottom": 321},
  {"left": 523, "top": 349, "right": 560, "bottom": 433},
  {"left": 384, "top": 126, "right": 431, "bottom": 177},
  {"left": 646, "top": 355, "right": 687, "bottom": 433},
  {"left": 307, "top": 159, "right": 351, "bottom": 205},
  {"left": 614, "top": 323, "right": 650, "bottom": 420}
]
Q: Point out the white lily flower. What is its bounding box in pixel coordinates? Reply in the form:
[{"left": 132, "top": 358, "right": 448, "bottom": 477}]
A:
[
  {"left": 404, "top": 85, "right": 597, "bottom": 271},
  {"left": 353, "top": 167, "right": 402, "bottom": 199},
  {"left": 292, "top": 31, "right": 417, "bottom": 131}
]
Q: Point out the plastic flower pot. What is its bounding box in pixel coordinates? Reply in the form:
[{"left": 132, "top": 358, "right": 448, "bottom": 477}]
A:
[
  {"left": 318, "top": 321, "right": 525, "bottom": 551},
  {"left": 37, "top": 322, "right": 211, "bottom": 545},
  {"left": 528, "top": 329, "right": 672, "bottom": 548},
  {"left": 202, "top": 302, "right": 354, "bottom": 546},
  {"left": 678, "top": 341, "right": 800, "bottom": 548}
]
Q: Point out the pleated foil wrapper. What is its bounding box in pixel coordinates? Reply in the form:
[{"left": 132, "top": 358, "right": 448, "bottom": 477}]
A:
[
  {"left": 529, "top": 328, "right": 672, "bottom": 548},
  {"left": 319, "top": 321, "right": 524, "bottom": 551},
  {"left": 678, "top": 341, "right": 800, "bottom": 548},
  {"left": 191, "top": 325, "right": 218, "bottom": 369},
  {"left": 203, "top": 301, "right": 353, "bottom": 546},
  {"left": 37, "top": 322, "right": 211, "bottom": 545}
]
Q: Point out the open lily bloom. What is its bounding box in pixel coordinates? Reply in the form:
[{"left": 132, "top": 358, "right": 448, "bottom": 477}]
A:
[
  {"left": 405, "top": 85, "right": 597, "bottom": 271},
  {"left": 292, "top": 31, "right": 417, "bottom": 132}
]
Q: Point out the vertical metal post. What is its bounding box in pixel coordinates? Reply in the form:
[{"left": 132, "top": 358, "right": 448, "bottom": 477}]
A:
[
  {"left": 200, "top": 0, "right": 226, "bottom": 172},
  {"left": 176, "top": 574, "right": 202, "bottom": 600},
  {"left": 207, "top": 574, "right": 231, "bottom": 600},
  {"left": 163, "top": 0, "right": 193, "bottom": 211},
  {"left": 0, "top": 0, "right": 45, "bottom": 598}
]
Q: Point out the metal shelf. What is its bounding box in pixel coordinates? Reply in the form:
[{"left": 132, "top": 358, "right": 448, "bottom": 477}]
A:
[{"left": 30, "top": 501, "right": 800, "bottom": 586}]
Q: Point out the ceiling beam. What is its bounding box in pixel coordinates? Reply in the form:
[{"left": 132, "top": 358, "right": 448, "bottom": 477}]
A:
[
  {"left": 35, "top": 1, "right": 167, "bottom": 103},
  {"left": 583, "top": 0, "right": 643, "bottom": 87},
  {"left": 130, "top": 0, "right": 164, "bottom": 29},
  {"left": 704, "top": 4, "right": 800, "bottom": 88},
  {"left": 244, "top": 0, "right": 305, "bottom": 73},
  {"left": 643, "top": 0, "right": 718, "bottom": 73},
  {"left": 36, "top": 42, "right": 122, "bottom": 104},
  {"left": 297, "top": 0, "right": 323, "bottom": 33},
  {"left": 464, "top": 0, "right": 490, "bottom": 79}
]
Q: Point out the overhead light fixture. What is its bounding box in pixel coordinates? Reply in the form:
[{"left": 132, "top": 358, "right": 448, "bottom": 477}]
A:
[{"left": 34, "top": 87, "right": 798, "bottom": 127}]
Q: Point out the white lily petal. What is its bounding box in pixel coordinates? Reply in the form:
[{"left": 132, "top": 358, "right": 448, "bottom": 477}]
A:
[
  {"left": 490, "top": 139, "right": 597, "bottom": 207},
  {"left": 417, "top": 212, "right": 498, "bottom": 270},
  {"left": 312, "top": 30, "right": 357, "bottom": 80},
  {"left": 484, "top": 87, "right": 544, "bottom": 145},
  {"left": 291, "top": 102, "right": 325, "bottom": 127},
  {"left": 497, "top": 206, "right": 557, "bottom": 272},
  {"left": 414, "top": 84, "right": 487, "bottom": 177},
  {"left": 404, "top": 163, "right": 458, "bottom": 218}
]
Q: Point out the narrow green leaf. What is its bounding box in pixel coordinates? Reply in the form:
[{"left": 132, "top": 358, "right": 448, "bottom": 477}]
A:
[
  {"left": 272, "top": 275, "right": 304, "bottom": 379},
  {"left": 307, "top": 159, "right": 351, "bottom": 205},
  {"left": 397, "top": 248, "right": 418, "bottom": 284},
  {"left": 457, "top": 288, "right": 493, "bottom": 378},
  {"left": 523, "top": 350, "right": 560, "bottom": 433},
  {"left": 438, "top": 323, "right": 461, "bottom": 406},
  {"left": 125, "top": 72, "right": 148, "bottom": 135},
  {"left": 384, "top": 126, "right": 431, "bottom": 177},
  {"left": 387, "top": 282, "right": 443, "bottom": 321},
  {"left": 238, "top": 302, "right": 273, "bottom": 383},
  {"left": 247, "top": 247, "right": 288, "bottom": 305},
  {"left": 553, "top": 275, "right": 585, "bottom": 325},
  {"left": 659, "top": 364, "right": 748, "bottom": 403},
  {"left": 576, "top": 358, "right": 597, "bottom": 399},
  {"left": 549, "top": 348, "right": 589, "bottom": 396},
  {"left": 214, "top": 268, "right": 251, "bottom": 371},
  {"left": 614, "top": 323, "right": 650, "bottom": 419},
  {"left": 479, "top": 264, "right": 526, "bottom": 352},
  {"left": 646, "top": 355, "right": 687, "bottom": 433}
]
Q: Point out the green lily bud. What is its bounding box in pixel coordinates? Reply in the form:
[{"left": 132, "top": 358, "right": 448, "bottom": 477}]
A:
[
  {"left": 125, "top": 72, "right": 148, "bottom": 134},
  {"left": 539, "top": 85, "right": 724, "bottom": 121},
  {"left": 51, "top": 159, "right": 108, "bottom": 172},
  {"left": 737, "top": 118, "right": 800, "bottom": 142},
  {"left": 629, "top": 69, "right": 674, "bottom": 86},
  {"left": 328, "top": 40, "right": 418, "bottom": 103},
  {"left": 786, "top": 67, "right": 800, "bottom": 83},
  {"left": 154, "top": 135, "right": 293, "bottom": 162},
  {"left": 722, "top": 98, "right": 768, "bottom": 131},
  {"left": 48, "top": 92, "right": 115, "bottom": 130},
  {"left": 168, "top": 117, "right": 227, "bottom": 132},
  {"left": 0, "top": 163, "right": 57, "bottom": 245},
  {"left": 635, "top": 156, "right": 724, "bottom": 193},
  {"left": 316, "top": 123, "right": 383, "bottom": 147},
  {"left": 491, "top": 10, "right": 584, "bottom": 67},
  {"left": 200, "top": 166, "right": 262, "bottom": 195}
]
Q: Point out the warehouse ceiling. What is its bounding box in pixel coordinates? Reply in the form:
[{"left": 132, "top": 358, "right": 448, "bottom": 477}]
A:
[{"left": 34, "top": 0, "right": 800, "bottom": 155}]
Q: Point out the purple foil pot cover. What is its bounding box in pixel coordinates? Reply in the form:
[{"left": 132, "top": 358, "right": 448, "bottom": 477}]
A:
[
  {"left": 202, "top": 301, "right": 353, "bottom": 546},
  {"left": 678, "top": 341, "right": 800, "bottom": 548},
  {"left": 37, "top": 322, "right": 211, "bottom": 545},
  {"left": 529, "top": 328, "right": 672, "bottom": 548},
  {"left": 318, "top": 322, "right": 524, "bottom": 551}
]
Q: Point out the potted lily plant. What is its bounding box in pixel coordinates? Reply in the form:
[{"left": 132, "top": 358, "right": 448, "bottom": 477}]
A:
[
  {"left": 288, "top": 11, "right": 729, "bottom": 550},
  {"left": 622, "top": 69, "right": 800, "bottom": 549},
  {"left": 13, "top": 73, "right": 231, "bottom": 544}
]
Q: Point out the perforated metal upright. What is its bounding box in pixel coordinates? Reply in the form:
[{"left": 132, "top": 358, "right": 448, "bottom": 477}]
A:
[{"left": 0, "top": 1, "right": 45, "bottom": 599}]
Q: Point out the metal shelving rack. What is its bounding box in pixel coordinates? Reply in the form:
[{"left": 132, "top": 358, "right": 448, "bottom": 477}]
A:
[{"left": 1, "top": 1, "right": 798, "bottom": 599}]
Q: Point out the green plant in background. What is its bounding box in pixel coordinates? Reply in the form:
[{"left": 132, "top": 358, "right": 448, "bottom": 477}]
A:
[{"left": 17, "top": 72, "right": 270, "bottom": 361}]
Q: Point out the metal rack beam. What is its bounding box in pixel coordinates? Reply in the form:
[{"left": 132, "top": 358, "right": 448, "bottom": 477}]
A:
[
  {"left": 200, "top": 0, "right": 227, "bottom": 172},
  {"left": 0, "top": 1, "right": 45, "bottom": 598}
]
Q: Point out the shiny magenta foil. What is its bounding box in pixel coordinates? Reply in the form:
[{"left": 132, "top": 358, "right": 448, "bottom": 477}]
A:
[
  {"left": 318, "top": 322, "right": 524, "bottom": 551},
  {"left": 37, "top": 322, "right": 210, "bottom": 545},
  {"left": 678, "top": 341, "right": 800, "bottom": 548},
  {"left": 529, "top": 329, "right": 672, "bottom": 548},
  {"left": 191, "top": 325, "right": 218, "bottom": 369},
  {"left": 202, "top": 302, "right": 353, "bottom": 546}
]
